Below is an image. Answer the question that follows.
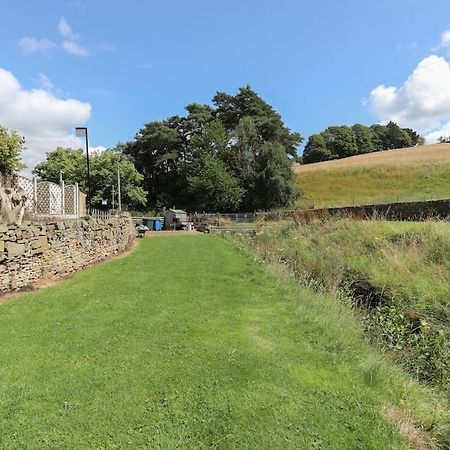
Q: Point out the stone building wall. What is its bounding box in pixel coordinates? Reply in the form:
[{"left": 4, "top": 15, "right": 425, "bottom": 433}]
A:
[{"left": 0, "top": 215, "right": 134, "bottom": 294}]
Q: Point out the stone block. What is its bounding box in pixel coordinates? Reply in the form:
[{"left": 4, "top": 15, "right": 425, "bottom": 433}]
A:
[
  {"left": 30, "top": 236, "right": 49, "bottom": 251},
  {"left": 5, "top": 242, "right": 26, "bottom": 257}
]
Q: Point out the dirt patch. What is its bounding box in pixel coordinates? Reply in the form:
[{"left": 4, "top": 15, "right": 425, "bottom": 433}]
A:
[{"left": 382, "top": 405, "right": 435, "bottom": 450}]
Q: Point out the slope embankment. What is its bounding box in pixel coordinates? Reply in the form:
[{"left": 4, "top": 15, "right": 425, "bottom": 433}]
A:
[{"left": 295, "top": 144, "right": 450, "bottom": 208}]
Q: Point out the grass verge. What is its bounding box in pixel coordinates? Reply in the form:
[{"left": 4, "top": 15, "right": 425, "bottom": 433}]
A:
[
  {"left": 0, "top": 235, "right": 448, "bottom": 448},
  {"left": 230, "top": 219, "right": 450, "bottom": 390}
]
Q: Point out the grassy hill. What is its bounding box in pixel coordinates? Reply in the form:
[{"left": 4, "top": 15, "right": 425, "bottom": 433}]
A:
[{"left": 295, "top": 144, "right": 450, "bottom": 208}]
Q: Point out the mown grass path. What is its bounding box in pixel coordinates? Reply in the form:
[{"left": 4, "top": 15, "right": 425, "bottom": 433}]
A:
[{"left": 0, "top": 236, "right": 411, "bottom": 448}]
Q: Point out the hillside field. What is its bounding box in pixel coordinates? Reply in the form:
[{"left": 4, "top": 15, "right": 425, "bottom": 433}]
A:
[{"left": 295, "top": 144, "right": 450, "bottom": 208}]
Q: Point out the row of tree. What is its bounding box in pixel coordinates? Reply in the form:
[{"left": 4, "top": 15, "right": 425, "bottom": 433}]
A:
[
  {"left": 1, "top": 86, "right": 427, "bottom": 212},
  {"left": 302, "top": 122, "right": 425, "bottom": 164},
  {"left": 0, "top": 87, "right": 303, "bottom": 212}
]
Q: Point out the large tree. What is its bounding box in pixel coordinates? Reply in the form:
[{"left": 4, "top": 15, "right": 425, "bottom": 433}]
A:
[
  {"left": 302, "top": 134, "right": 332, "bottom": 164},
  {"left": 254, "top": 142, "right": 297, "bottom": 210},
  {"left": 122, "top": 86, "right": 303, "bottom": 211},
  {"left": 322, "top": 126, "right": 358, "bottom": 159},
  {"left": 187, "top": 155, "right": 244, "bottom": 212},
  {"left": 352, "top": 124, "right": 375, "bottom": 154}
]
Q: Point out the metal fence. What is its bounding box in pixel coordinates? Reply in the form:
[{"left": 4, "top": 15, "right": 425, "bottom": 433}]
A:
[
  {"left": 192, "top": 212, "right": 257, "bottom": 226},
  {"left": 16, "top": 176, "right": 86, "bottom": 218}
]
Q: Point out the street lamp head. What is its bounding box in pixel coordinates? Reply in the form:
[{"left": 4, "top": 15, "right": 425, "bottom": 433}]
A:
[{"left": 75, "top": 127, "right": 88, "bottom": 138}]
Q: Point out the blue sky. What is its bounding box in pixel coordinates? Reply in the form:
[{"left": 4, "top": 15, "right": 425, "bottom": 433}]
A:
[{"left": 2, "top": 0, "right": 450, "bottom": 170}]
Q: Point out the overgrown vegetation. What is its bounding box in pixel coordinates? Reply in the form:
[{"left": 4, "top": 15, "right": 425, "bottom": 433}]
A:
[
  {"left": 232, "top": 219, "right": 449, "bottom": 393},
  {"left": 302, "top": 121, "right": 424, "bottom": 164},
  {"left": 0, "top": 236, "right": 448, "bottom": 448}
]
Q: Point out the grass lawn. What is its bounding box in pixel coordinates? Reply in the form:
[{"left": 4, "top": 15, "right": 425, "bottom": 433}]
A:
[{"left": 0, "top": 236, "right": 446, "bottom": 448}]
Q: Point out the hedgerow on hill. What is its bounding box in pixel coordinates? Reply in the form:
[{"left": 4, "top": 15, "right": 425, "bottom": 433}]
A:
[{"left": 302, "top": 122, "right": 425, "bottom": 164}]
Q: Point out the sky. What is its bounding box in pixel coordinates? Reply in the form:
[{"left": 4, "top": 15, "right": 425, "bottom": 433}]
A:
[{"left": 2, "top": 0, "right": 450, "bottom": 172}]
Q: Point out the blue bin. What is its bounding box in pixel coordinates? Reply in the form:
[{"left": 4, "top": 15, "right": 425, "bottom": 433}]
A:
[{"left": 153, "top": 218, "right": 163, "bottom": 231}]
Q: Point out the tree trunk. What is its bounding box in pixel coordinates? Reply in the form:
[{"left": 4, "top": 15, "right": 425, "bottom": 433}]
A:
[{"left": 0, "top": 177, "right": 26, "bottom": 225}]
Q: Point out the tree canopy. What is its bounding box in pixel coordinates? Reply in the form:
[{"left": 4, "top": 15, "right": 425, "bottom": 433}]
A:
[
  {"left": 33, "top": 148, "right": 147, "bottom": 210},
  {"left": 0, "top": 125, "right": 26, "bottom": 176},
  {"left": 302, "top": 122, "right": 424, "bottom": 164},
  {"left": 121, "top": 86, "right": 302, "bottom": 211}
]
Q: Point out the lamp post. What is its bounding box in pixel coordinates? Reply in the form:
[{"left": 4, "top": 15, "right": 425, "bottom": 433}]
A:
[
  {"left": 117, "top": 164, "right": 122, "bottom": 213},
  {"left": 75, "top": 127, "right": 91, "bottom": 213}
]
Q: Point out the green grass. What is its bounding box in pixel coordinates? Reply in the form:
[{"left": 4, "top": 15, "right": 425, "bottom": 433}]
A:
[
  {"left": 0, "top": 236, "right": 448, "bottom": 448},
  {"left": 295, "top": 163, "right": 450, "bottom": 208},
  {"left": 238, "top": 219, "right": 450, "bottom": 392}
]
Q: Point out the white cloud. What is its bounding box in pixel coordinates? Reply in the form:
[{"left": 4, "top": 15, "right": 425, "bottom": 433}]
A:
[
  {"left": 424, "top": 121, "right": 450, "bottom": 142},
  {"left": 18, "top": 37, "right": 56, "bottom": 55},
  {"left": 58, "top": 16, "right": 89, "bottom": 56},
  {"left": 35, "top": 73, "right": 55, "bottom": 91},
  {"left": 58, "top": 16, "right": 78, "bottom": 41},
  {"left": 0, "top": 68, "right": 91, "bottom": 173},
  {"left": 368, "top": 55, "right": 450, "bottom": 142},
  {"left": 62, "top": 40, "right": 89, "bottom": 57},
  {"left": 439, "top": 30, "right": 450, "bottom": 48}
]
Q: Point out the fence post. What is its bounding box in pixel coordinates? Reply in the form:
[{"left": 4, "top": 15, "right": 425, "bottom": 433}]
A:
[
  {"left": 33, "top": 177, "right": 37, "bottom": 214},
  {"left": 75, "top": 183, "right": 79, "bottom": 218},
  {"left": 60, "top": 179, "right": 65, "bottom": 216}
]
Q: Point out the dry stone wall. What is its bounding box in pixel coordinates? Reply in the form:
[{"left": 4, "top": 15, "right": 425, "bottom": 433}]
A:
[{"left": 0, "top": 215, "right": 134, "bottom": 294}]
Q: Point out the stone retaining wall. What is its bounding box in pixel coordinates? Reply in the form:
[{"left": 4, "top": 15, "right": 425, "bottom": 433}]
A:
[{"left": 0, "top": 215, "right": 134, "bottom": 294}]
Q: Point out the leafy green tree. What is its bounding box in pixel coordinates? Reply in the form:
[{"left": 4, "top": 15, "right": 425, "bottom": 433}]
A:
[
  {"left": 352, "top": 124, "right": 375, "bottom": 154},
  {"left": 302, "top": 134, "right": 332, "bottom": 163},
  {"left": 403, "top": 128, "right": 425, "bottom": 146},
  {"left": 33, "top": 147, "right": 146, "bottom": 210},
  {"left": 383, "top": 121, "right": 413, "bottom": 149},
  {"left": 34, "top": 147, "right": 86, "bottom": 185},
  {"left": 187, "top": 154, "right": 244, "bottom": 211},
  {"left": 90, "top": 151, "right": 147, "bottom": 209},
  {"left": 123, "top": 121, "right": 184, "bottom": 207},
  {"left": 322, "top": 126, "right": 358, "bottom": 159},
  {"left": 214, "top": 86, "right": 302, "bottom": 158},
  {"left": 254, "top": 142, "right": 297, "bottom": 209},
  {"left": 122, "top": 86, "right": 302, "bottom": 211},
  {"left": 370, "top": 124, "right": 387, "bottom": 151},
  {"left": 0, "top": 125, "right": 25, "bottom": 175}
]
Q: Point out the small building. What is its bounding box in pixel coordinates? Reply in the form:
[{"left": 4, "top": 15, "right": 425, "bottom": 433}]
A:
[{"left": 165, "top": 209, "right": 187, "bottom": 230}]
